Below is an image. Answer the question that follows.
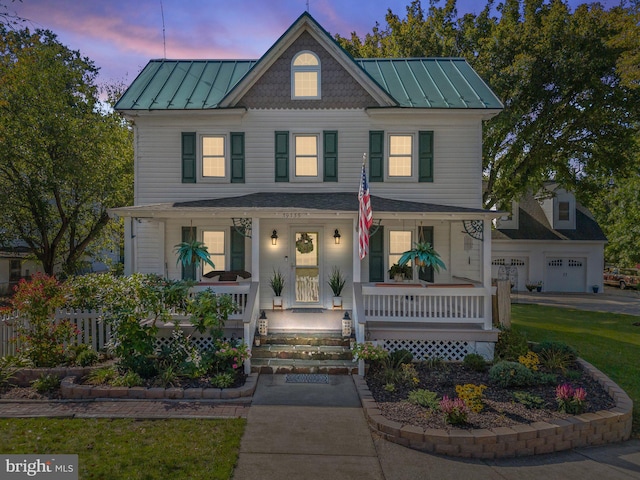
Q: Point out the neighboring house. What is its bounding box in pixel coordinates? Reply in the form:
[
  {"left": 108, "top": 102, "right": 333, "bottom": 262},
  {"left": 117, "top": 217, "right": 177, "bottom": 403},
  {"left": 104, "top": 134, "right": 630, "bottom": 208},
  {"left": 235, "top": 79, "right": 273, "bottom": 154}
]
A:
[
  {"left": 492, "top": 183, "right": 606, "bottom": 293},
  {"left": 0, "top": 245, "right": 44, "bottom": 296},
  {"left": 111, "top": 13, "right": 504, "bottom": 360}
]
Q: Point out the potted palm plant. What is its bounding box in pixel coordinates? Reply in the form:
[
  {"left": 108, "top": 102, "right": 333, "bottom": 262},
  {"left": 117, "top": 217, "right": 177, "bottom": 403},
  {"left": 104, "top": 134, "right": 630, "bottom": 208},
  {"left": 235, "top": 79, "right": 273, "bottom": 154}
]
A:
[
  {"left": 174, "top": 240, "right": 216, "bottom": 272},
  {"left": 389, "top": 263, "right": 413, "bottom": 282},
  {"left": 327, "top": 266, "right": 346, "bottom": 308},
  {"left": 398, "top": 242, "right": 446, "bottom": 273},
  {"left": 269, "top": 269, "right": 285, "bottom": 308}
]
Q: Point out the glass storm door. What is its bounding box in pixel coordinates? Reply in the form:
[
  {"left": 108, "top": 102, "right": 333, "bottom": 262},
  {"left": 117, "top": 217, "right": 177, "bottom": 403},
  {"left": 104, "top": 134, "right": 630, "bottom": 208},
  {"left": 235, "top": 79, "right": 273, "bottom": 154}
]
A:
[{"left": 294, "top": 231, "right": 320, "bottom": 304}]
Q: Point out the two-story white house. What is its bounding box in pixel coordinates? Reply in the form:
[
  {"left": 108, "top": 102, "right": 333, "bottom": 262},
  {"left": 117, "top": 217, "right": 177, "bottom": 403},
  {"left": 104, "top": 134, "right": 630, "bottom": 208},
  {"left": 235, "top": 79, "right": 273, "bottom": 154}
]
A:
[
  {"left": 112, "top": 12, "right": 504, "bottom": 362},
  {"left": 492, "top": 183, "right": 606, "bottom": 293}
]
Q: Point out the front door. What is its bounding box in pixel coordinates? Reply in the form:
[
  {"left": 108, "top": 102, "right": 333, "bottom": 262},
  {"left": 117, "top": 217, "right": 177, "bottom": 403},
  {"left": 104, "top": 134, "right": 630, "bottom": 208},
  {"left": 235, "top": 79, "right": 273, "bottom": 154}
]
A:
[{"left": 294, "top": 231, "right": 320, "bottom": 304}]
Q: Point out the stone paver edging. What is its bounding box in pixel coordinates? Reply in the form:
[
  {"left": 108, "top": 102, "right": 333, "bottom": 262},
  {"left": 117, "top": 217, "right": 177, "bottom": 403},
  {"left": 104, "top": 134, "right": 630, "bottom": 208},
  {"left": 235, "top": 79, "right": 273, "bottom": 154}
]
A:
[
  {"left": 354, "top": 359, "right": 633, "bottom": 459},
  {"left": 60, "top": 373, "right": 258, "bottom": 400}
]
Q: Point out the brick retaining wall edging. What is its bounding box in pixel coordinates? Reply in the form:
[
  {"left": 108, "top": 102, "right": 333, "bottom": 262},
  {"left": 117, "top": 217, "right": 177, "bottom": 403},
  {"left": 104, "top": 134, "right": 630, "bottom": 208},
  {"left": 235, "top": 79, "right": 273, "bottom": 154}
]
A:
[
  {"left": 354, "top": 358, "right": 633, "bottom": 459},
  {"left": 60, "top": 373, "right": 258, "bottom": 400}
]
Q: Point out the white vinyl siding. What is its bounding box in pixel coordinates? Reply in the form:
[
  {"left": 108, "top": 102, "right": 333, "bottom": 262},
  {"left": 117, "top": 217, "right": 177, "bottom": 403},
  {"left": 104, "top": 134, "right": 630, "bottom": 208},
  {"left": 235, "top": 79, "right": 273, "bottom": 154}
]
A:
[{"left": 132, "top": 110, "right": 484, "bottom": 208}]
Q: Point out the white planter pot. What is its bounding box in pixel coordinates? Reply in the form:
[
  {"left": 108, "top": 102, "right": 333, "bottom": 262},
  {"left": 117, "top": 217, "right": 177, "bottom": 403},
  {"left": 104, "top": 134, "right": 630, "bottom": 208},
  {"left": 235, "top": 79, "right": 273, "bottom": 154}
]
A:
[
  {"left": 333, "top": 296, "right": 343, "bottom": 309},
  {"left": 272, "top": 296, "right": 283, "bottom": 309}
]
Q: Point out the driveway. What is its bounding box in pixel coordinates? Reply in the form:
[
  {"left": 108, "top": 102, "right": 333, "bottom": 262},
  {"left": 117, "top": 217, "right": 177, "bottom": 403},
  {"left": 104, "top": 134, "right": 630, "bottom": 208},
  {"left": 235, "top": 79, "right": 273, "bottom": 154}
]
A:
[{"left": 512, "top": 286, "right": 640, "bottom": 317}]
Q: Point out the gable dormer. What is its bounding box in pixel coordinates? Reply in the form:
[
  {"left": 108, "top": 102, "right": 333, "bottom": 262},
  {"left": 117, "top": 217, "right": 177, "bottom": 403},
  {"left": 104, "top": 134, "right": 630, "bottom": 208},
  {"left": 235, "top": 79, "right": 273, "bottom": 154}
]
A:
[{"left": 539, "top": 188, "right": 576, "bottom": 230}]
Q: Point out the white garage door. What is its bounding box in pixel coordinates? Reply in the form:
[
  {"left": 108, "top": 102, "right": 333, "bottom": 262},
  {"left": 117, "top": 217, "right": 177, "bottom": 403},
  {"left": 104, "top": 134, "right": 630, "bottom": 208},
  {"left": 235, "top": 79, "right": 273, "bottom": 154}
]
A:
[
  {"left": 492, "top": 257, "right": 529, "bottom": 291},
  {"left": 545, "top": 257, "right": 586, "bottom": 292}
]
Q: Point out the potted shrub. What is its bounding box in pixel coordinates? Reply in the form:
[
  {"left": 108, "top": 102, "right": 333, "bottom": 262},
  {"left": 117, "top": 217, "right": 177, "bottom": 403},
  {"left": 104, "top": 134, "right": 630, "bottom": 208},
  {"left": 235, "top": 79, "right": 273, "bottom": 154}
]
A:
[
  {"left": 174, "top": 240, "right": 215, "bottom": 271},
  {"left": 525, "top": 283, "right": 537, "bottom": 292},
  {"left": 398, "top": 242, "right": 446, "bottom": 273},
  {"left": 389, "top": 263, "right": 412, "bottom": 282},
  {"left": 327, "top": 266, "right": 346, "bottom": 308},
  {"left": 536, "top": 281, "right": 542, "bottom": 292},
  {"left": 269, "top": 269, "right": 285, "bottom": 308}
]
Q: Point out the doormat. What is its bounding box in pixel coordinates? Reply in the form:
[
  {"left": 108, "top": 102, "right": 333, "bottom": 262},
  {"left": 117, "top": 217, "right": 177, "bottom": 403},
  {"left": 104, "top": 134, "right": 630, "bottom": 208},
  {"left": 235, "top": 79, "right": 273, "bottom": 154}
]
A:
[
  {"left": 291, "top": 308, "right": 323, "bottom": 313},
  {"left": 285, "top": 373, "right": 329, "bottom": 384}
]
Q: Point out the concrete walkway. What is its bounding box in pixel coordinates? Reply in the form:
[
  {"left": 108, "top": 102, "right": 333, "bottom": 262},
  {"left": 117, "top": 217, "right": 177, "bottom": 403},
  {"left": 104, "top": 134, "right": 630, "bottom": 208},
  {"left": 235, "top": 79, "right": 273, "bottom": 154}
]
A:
[{"left": 233, "top": 374, "right": 640, "bottom": 480}]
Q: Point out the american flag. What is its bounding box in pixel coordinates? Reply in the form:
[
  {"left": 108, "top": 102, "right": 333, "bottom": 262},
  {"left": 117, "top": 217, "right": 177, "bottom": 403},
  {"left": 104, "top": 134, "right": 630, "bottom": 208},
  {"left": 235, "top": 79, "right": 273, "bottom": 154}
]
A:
[{"left": 358, "top": 158, "right": 373, "bottom": 260}]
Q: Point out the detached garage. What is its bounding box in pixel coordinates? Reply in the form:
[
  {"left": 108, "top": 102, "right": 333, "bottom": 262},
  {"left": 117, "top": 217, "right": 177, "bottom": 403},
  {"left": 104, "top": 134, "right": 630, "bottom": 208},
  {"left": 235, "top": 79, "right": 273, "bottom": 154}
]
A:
[{"left": 491, "top": 184, "right": 606, "bottom": 294}]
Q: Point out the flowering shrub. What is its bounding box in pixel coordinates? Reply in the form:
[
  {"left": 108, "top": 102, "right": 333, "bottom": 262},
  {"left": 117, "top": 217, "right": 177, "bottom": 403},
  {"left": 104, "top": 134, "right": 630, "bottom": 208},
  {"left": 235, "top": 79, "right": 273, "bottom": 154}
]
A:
[
  {"left": 518, "top": 351, "right": 540, "bottom": 371},
  {"left": 440, "top": 396, "right": 469, "bottom": 425},
  {"left": 556, "top": 383, "right": 587, "bottom": 414},
  {"left": 352, "top": 343, "right": 388, "bottom": 362},
  {"left": 11, "top": 274, "right": 79, "bottom": 367},
  {"left": 455, "top": 383, "right": 487, "bottom": 413},
  {"left": 214, "top": 340, "right": 251, "bottom": 373}
]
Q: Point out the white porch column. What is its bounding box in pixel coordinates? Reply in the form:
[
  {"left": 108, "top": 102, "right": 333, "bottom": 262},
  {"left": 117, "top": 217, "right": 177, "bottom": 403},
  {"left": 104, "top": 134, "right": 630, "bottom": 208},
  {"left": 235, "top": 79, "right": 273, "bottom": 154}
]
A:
[
  {"left": 124, "top": 217, "right": 134, "bottom": 276},
  {"left": 352, "top": 217, "right": 361, "bottom": 282},
  {"left": 251, "top": 218, "right": 260, "bottom": 281},
  {"left": 483, "top": 218, "right": 493, "bottom": 329},
  {"left": 158, "top": 221, "right": 165, "bottom": 277}
]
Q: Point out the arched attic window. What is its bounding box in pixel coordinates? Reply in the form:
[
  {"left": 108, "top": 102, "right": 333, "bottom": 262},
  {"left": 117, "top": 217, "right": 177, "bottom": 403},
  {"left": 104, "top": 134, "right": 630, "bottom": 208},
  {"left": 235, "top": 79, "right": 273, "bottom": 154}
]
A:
[{"left": 292, "top": 51, "right": 321, "bottom": 99}]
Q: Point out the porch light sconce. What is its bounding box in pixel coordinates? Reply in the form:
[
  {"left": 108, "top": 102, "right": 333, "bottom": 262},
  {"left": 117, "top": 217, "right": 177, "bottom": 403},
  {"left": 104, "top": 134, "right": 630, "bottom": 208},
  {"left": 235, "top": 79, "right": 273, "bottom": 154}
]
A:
[
  {"left": 333, "top": 229, "right": 341, "bottom": 245},
  {"left": 271, "top": 230, "right": 278, "bottom": 246}
]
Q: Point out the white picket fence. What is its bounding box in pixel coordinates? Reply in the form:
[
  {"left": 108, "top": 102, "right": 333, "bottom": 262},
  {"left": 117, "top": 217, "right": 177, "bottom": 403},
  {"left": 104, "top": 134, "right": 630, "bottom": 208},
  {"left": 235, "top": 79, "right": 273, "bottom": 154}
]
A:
[{"left": 0, "top": 309, "right": 110, "bottom": 358}]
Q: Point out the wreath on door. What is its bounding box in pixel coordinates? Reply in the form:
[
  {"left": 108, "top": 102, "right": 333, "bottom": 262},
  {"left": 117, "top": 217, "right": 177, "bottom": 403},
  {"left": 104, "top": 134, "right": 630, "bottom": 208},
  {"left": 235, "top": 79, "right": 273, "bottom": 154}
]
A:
[{"left": 296, "top": 233, "right": 314, "bottom": 254}]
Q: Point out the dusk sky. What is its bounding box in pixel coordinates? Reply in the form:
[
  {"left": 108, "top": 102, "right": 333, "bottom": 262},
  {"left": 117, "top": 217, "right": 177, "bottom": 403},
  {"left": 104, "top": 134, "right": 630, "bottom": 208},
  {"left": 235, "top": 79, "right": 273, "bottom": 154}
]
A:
[{"left": 11, "top": 0, "right": 622, "bottom": 86}]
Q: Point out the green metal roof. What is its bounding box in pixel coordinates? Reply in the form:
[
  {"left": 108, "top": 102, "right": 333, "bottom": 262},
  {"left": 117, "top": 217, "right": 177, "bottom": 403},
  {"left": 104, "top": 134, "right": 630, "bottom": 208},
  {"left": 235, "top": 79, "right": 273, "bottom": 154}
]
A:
[
  {"left": 114, "top": 12, "right": 501, "bottom": 111},
  {"left": 115, "top": 60, "right": 257, "bottom": 110},
  {"left": 356, "top": 58, "right": 501, "bottom": 109}
]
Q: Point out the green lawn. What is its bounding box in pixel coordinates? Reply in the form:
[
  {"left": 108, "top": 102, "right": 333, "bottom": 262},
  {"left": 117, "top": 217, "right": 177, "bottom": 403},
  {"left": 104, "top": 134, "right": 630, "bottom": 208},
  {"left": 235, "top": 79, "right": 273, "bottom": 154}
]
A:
[
  {"left": 512, "top": 303, "right": 640, "bottom": 438},
  {"left": 0, "top": 418, "right": 246, "bottom": 479}
]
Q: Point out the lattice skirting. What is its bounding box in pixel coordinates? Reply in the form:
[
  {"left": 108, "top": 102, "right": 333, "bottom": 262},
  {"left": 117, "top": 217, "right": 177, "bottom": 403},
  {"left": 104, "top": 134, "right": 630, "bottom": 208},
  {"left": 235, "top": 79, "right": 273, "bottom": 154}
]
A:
[
  {"left": 377, "top": 339, "right": 471, "bottom": 361},
  {"left": 155, "top": 335, "right": 237, "bottom": 351}
]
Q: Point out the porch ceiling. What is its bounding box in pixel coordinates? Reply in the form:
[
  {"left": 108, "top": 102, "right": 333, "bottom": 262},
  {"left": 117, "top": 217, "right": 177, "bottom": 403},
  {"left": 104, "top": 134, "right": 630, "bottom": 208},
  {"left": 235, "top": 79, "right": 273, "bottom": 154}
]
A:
[{"left": 110, "top": 193, "right": 499, "bottom": 220}]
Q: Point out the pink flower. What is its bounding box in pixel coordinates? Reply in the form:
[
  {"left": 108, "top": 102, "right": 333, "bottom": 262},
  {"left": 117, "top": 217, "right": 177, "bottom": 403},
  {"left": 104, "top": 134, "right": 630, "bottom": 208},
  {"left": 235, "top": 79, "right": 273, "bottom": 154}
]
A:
[
  {"left": 573, "top": 387, "right": 587, "bottom": 402},
  {"left": 555, "top": 383, "right": 574, "bottom": 400},
  {"left": 232, "top": 364, "right": 238, "bottom": 369}
]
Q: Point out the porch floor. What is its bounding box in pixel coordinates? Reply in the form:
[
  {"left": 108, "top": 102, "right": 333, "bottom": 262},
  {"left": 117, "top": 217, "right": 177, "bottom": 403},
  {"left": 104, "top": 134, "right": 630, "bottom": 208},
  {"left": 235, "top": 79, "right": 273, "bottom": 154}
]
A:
[{"left": 260, "top": 308, "right": 347, "bottom": 333}]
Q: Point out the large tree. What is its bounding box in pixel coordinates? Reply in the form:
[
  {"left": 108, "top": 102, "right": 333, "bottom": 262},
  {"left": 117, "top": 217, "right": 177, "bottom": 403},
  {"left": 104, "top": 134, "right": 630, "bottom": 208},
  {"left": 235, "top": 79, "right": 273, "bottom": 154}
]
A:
[
  {"left": 0, "top": 27, "right": 133, "bottom": 275},
  {"left": 336, "top": 0, "right": 640, "bottom": 209}
]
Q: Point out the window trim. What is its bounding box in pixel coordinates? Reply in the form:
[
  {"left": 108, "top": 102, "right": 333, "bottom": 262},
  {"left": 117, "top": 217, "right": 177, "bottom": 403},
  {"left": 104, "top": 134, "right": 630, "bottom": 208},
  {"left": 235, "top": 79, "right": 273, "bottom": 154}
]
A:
[
  {"left": 291, "top": 51, "right": 321, "bottom": 100},
  {"left": 198, "top": 133, "right": 230, "bottom": 183},
  {"left": 386, "top": 133, "right": 417, "bottom": 182},
  {"left": 293, "top": 133, "right": 320, "bottom": 179}
]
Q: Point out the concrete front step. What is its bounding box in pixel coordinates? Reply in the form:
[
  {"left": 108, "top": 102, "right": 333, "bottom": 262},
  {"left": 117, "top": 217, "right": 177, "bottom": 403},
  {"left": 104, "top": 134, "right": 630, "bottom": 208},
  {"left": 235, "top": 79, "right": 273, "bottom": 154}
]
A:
[
  {"left": 251, "top": 344, "right": 353, "bottom": 361},
  {"left": 259, "top": 333, "right": 351, "bottom": 347},
  {"left": 250, "top": 358, "right": 358, "bottom": 375}
]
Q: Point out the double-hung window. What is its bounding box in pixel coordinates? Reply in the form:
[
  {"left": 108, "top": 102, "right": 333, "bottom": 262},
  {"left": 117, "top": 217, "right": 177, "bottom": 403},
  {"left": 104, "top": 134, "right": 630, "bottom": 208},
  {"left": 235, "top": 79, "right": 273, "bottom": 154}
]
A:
[
  {"left": 294, "top": 134, "right": 318, "bottom": 178},
  {"left": 292, "top": 51, "right": 320, "bottom": 99},
  {"left": 389, "top": 230, "right": 412, "bottom": 275},
  {"left": 389, "top": 135, "right": 413, "bottom": 178},
  {"left": 202, "top": 135, "right": 226, "bottom": 178},
  {"left": 202, "top": 231, "right": 226, "bottom": 276}
]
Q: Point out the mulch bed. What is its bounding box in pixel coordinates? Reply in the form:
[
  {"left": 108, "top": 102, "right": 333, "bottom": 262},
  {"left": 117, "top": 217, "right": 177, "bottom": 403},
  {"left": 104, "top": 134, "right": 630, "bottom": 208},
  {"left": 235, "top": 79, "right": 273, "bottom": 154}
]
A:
[{"left": 366, "top": 361, "right": 616, "bottom": 431}]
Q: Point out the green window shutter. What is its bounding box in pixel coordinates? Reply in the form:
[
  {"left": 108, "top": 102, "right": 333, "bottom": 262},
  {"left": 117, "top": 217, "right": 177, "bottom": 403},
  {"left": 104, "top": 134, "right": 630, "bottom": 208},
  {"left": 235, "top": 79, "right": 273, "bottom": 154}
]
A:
[
  {"left": 181, "top": 226, "right": 197, "bottom": 280},
  {"left": 368, "top": 226, "right": 384, "bottom": 282},
  {"left": 182, "top": 132, "right": 196, "bottom": 183},
  {"left": 418, "top": 226, "right": 434, "bottom": 283},
  {"left": 418, "top": 131, "right": 434, "bottom": 183},
  {"left": 230, "top": 132, "right": 245, "bottom": 183},
  {"left": 369, "top": 131, "right": 384, "bottom": 182},
  {"left": 230, "top": 227, "right": 245, "bottom": 271},
  {"left": 323, "top": 131, "right": 338, "bottom": 182},
  {"left": 274, "top": 131, "right": 289, "bottom": 182}
]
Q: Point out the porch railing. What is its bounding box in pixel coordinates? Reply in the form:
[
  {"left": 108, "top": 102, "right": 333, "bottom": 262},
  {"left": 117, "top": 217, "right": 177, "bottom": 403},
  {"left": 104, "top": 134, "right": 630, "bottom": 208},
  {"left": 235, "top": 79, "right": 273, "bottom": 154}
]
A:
[{"left": 353, "top": 282, "right": 493, "bottom": 374}]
